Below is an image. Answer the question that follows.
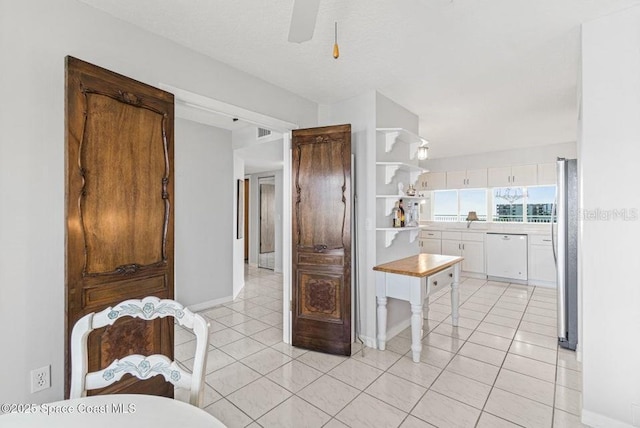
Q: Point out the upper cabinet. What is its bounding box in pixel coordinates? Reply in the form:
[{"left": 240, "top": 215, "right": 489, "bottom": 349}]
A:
[
  {"left": 488, "top": 164, "right": 537, "bottom": 187},
  {"left": 417, "top": 172, "right": 446, "bottom": 191},
  {"left": 537, "top": 162, "right": 557, "bottom": 186},
  {"left": 446, "top": 169, "right": 487, "bottom": 189}
]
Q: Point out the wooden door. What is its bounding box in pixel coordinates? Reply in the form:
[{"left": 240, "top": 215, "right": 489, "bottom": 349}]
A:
[
  {"left": 244, "top": 179, "right": 250, "bottom": 260},
  {"left": 292, "top": 124, "right": 351, "bottom": 355},
  {"left": 65, "top": 57, "right": 174, "bottom": 398},
  {"left": 260, "top": 183, "right": 276, "bottom": 254}
]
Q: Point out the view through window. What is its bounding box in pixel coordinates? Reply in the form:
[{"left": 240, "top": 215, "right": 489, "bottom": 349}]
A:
[{"left": 433, "top": 185, "right": 556, "bottom": 223}]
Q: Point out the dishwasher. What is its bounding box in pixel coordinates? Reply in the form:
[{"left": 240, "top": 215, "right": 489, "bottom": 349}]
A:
[{"left": 486, "top": 233, "right": 528, "bottom": 281}]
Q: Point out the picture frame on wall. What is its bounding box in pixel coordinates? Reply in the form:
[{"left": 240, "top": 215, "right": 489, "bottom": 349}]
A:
[{"left": 237, "top": 179, "right": 244, "bottom": 239}]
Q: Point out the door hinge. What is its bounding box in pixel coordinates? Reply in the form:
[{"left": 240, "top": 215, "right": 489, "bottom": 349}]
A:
[{"left": 289, "top": 300, "right": 292, "bottom": 311}]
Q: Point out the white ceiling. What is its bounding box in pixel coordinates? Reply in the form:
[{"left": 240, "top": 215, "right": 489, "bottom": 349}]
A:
[{"left": 79, "top": 0, "right": 640, "bottom": 158}]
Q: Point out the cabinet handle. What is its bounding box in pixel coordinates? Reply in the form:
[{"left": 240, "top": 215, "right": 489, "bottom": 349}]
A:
[
  {"left": 449, "top": 273, "right": 453, "bottom": 277},
  {"left": 433, "top": 281, "right": 438, "bottom": 286},
  {"left": 513, "top": 175, "right": 516, "bottom": 183},
  {"left": 508, "top": 175, "right": 511, "bottom": 183}
]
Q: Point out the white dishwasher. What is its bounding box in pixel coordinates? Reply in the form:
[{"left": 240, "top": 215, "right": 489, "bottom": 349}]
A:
[{"left": 486, "top": 233, "right": 528, "bottom": 281}]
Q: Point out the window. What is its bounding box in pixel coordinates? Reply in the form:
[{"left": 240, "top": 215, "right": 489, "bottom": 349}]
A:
[
  {"left": 526, "top": 186, "right": 556, "bottom": 223},
  {"left": 433, "top": 190, "right": 458, "bottom": 222},
  {"left": 493, "top": 187, "right": 525, "bottom": 222},
  {"left": 459, "top": 189, "right": 487, "bottom": 221},
  {"left": 431, "top": 184, "right": 557, "bottom": 223}
]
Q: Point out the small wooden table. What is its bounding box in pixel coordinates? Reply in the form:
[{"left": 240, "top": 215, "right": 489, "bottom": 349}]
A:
[{"left": 374, "top": 253, "right": 464, "bottom": 362}]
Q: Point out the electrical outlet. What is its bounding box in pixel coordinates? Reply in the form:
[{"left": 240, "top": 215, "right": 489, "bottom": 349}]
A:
[{"left": 30, "top": 365, "right": 50, "bottom": 393}]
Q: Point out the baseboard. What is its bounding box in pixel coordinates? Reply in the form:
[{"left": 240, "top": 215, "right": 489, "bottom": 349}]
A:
[
  {"left": 462, "top": 271, "right": 487, "bottom": 280},
  {"left": 527, "top": 279, "right": 557, "bottom": 288},
  {"left": 188, "top": 295, "right": 233, "bottom": 312},
  {"left": 582, "top": 409, "right": 636, "bottom": 428},
  {"left": 488, "top": 275, "right": 528, "bottom": 285}
]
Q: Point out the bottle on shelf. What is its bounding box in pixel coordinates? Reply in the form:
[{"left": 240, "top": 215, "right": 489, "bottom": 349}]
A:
[
  {"left": 399, "top": 199, "right": 406, "bottom": 227},
  {"left": 392, "top": 201, "right": 401, "bottom": 228},
  {"left": 406, "top": 202, "right": 419, "bottom": 227}
]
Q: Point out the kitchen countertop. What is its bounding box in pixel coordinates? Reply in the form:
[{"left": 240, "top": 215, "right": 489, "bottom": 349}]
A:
[
  {"left": 373, "top": 253, "right": 464, "bottom": 277},
  {"left": 419, "top": 222, "right": 552, "bottom": 235}
]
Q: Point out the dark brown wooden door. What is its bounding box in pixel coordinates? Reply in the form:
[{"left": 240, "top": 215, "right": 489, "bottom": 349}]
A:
[
  {"left": 260, "top": 183, "right": 276, "bottom": 254},
  {"left": 292, "top": 125, "right": 351, "bottom": 355},
  {"left": 244, "top": 179, "right": 250, "bottom": 260},
  {"left": 65, "top": 57, "right": 175, "bottom": 398}
]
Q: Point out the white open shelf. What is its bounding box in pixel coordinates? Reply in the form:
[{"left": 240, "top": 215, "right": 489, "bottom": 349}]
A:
[
  {"left": 376, "top": 162, "right": 427, "bottom": 185},
  {"left": 376, "top": 227, "right": 421, "bottom": 248}
]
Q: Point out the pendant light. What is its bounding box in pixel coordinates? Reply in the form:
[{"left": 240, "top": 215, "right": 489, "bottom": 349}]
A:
[{"left": 333, "top": 22, "right": 340, "bottom": 59}]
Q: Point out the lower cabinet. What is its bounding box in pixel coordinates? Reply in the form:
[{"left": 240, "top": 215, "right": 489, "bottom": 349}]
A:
[
  {"left": 529, "top": 234, "right": 557, "bottom": 284},
  {"left": 441, "top": 232, "right": 485, "bottom": 274},
  {"left": 419, "top": 230, "right": 442, "bottom": 254}
]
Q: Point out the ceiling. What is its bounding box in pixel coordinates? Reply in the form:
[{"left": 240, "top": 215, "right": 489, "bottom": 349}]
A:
[{"left": 79, "top": 0, "right": 640, "bottom": 158}]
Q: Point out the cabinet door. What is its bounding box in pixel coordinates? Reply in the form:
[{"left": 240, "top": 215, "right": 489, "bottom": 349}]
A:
[
  {"left": 465, "top": 169, "right": 487, "bottom": 188},
  {"left": 511, "top": 164, "right": 537, "bottom": 186},
  {"left": 530, "top": 244, "right": 557, "bottom": 283},
  {"left": 487, "top": 166, "right": 512, "bottom": 187},
  {"left": 420, "top": 238, "right": 441, "bottom": 254},
  {"left": 441, "top": 240, "right": 461, "bottom": 257},
  {"left": 425, "top": 172, "right": 446, "bottom": 190},
  {"left": 446, "top": 170, "right": 466, "bottom": 189},
  {"left": 462, "top": 241, "right": 485, "bottom": 274},
  {"left": 537, "top": 163, "right": 557, "bottom": 186},
  {"left": 416, "top": 172, "right": 428, "bottom": 191}
]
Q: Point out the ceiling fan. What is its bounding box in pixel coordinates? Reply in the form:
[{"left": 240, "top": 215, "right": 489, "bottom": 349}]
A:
[{"left": 288, "top": 0, "right": 321, "bottom": 43}]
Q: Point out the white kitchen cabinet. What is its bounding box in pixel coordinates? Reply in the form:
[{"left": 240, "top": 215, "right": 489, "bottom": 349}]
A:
[
  {"left": 420, "top": 238, "right": 441, "bottom": 254},
  {"left": 446, "top": 169, "right": 487, "bottom": 189},
  {"left": 441, "top": 231, "right": 485, "bottom": 274},
  {"left": 537, "top": 163, "right": 557, "bottom": 186},
  {"left": 417, "top": 172, "right": 446, "bottom": 191},
  {"left": 528, "top": 234, "right": 557, "bottom": 284},
  {"left": 488, "top": 164, "right": 537, "bottom": 187}
]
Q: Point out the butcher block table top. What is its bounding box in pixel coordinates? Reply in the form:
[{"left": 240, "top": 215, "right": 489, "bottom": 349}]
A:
[{"left": 373, "top": 254, "right": 464, "bottom": 278}]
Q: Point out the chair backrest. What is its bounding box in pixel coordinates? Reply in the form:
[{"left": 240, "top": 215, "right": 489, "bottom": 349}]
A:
[{"left": 70, "top": 296, "right": 209, "bottom": 407}]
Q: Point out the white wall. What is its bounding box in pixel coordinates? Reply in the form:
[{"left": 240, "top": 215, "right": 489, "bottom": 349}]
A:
[
  {"left": 423, "top": 141, "right": 576, "bottom": 172},
  {"left": 175, "top": 119, "right": 234, "bottom": 307},
  {"left": 323, "top": 91, "right": 378, "bottom": 346},
  {"left": 581, "top": 6, "right": 640, "bottom": 427},
  {"left": 233, "top": 154, "right": 246, "bottom": 298},
  {"left": 0, "top": 0, "right": 317, "bottom": 404}
]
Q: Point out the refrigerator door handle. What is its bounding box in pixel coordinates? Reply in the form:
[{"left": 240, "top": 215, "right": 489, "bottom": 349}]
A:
[{"left": 556, "top": 159, "right": 567, "bottom": 341}]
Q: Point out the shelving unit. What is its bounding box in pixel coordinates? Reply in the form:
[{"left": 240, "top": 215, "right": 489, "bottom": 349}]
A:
[
  {"left": 376, "top": 128, "right": 427, "bottom": 160},
  {"left": 375, "top": 127, "right": 428, "bottom": 251},
  {"left": 377, "top": 227, "right": 421, "bottom": 248}
]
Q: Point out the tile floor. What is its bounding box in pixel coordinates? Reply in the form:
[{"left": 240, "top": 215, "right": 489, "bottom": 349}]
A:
[{"left": 175, "top": 265, "right": 585, "bottom": 428}]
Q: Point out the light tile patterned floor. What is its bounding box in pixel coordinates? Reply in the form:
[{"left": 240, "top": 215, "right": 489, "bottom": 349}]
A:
[{"left": 175, "top": 265, "right": 585, "bottom": 428}]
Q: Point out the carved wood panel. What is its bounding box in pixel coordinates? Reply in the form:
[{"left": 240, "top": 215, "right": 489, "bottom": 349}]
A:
[
  {"left": 292, "top": 125, "right": 351, "bottom": 356},
  {"left": 65, "top": 56, "right": 174, "bottom": 398}
]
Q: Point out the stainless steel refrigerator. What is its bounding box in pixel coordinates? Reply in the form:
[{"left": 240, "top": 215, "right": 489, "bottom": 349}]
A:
[{"left": 553, "top": 158, "right": 578, "bottom": 350}]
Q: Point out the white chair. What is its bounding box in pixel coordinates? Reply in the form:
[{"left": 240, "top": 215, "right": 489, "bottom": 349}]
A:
[{"left": 70, "top": 296, "right": 209, "bottom": 407}]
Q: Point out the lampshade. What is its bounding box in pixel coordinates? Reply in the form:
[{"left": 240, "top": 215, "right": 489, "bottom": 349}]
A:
[
  {"left": 417, "top": 145, "right": 428, "bottom": 160},
  {"left": 466, "top": 211, "right": 479, "bottom": 221}
]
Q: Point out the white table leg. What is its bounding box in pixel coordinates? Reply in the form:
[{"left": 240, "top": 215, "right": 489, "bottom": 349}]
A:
[
  {"left": 451, "top": 263, "right": 460, "bottom": 327},
  {"left": 410, "top": 303, "right": 423, "bottom": 362},
  {"left": 377, "top": 296, "right": 388, "bottom": 350}
]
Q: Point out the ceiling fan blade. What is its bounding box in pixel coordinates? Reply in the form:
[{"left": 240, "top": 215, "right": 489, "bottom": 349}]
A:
[{"left": 288, "top": 0, "right": 321, "bottom": 43}]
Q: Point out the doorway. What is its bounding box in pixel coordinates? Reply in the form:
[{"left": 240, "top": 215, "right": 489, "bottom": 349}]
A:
[{"left": 258, "top": 177, "right": 276, "bottom": 270}]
